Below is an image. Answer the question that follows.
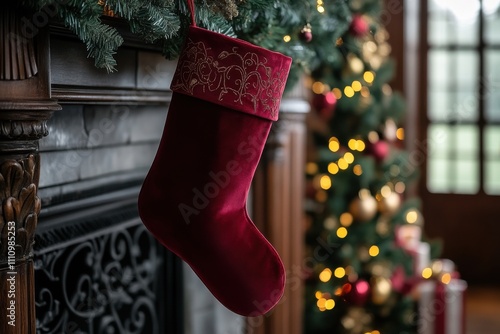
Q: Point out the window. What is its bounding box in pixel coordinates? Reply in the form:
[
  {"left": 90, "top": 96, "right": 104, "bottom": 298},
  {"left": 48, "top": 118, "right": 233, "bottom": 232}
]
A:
[{"left": 426, "top": 0, "right": 500, "bottom": 195}]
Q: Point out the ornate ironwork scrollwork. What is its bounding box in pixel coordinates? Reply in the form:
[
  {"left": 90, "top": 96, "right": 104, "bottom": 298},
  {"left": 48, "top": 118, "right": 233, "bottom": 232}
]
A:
[{"left": 35, "top": 221, "right": 163, "bottom": 334}]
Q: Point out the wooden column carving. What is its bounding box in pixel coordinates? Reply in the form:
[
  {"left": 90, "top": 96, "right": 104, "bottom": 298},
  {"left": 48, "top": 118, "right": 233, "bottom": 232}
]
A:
[
  {"left": 0, "top": 2, "right": 60, "bottom": 333},
  {"left": 249, "top": 82, "right": 309, "bottom": 334}
]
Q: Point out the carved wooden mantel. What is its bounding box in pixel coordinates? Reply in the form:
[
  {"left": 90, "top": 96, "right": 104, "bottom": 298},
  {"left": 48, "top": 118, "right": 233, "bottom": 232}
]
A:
[{"left": 0, "top": 3, "right": 61, "bottom": 333}]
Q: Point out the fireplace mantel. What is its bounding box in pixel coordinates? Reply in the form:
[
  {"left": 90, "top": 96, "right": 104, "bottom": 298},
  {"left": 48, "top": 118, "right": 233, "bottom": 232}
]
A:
[{"left": 0, "top": 3, "right": 183, "bottom": 333}]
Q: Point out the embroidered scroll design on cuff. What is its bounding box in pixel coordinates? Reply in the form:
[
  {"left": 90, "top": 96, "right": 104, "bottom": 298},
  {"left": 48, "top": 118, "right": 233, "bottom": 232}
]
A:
[{"left": 171, "top": 39, "right": 288, "bottom": 119}]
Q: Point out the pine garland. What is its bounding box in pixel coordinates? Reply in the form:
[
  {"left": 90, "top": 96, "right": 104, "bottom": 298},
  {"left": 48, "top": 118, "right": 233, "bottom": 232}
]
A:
[
  {"left": 22, "top": 0, "right": 354, "bottom": 82},
  {"left": 60, "top": 4, "right": 124, "bottom": 72},
  {"left": 18, "top": 0, "right": 248, "bottom": 72},
  {"left": 128, "top": 2, "right": 180, "bottom": 43}
]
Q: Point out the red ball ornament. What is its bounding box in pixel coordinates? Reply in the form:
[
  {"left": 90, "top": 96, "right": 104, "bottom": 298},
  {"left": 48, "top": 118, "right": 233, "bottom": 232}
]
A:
[
  {"left": 312, "top": 91, "right": 337, "bottom": 121},
  {"left": 349, "top": 14, "right": 369, "bottom": 37},
  {"left": 299, "top": 23, "right": 313, "bottom": 43},
  {"left": 342, "top": 279, "right": 370, "bottom": 306},
  {"left": 390, "top": 266, "right": 419, "bottom": 295},
  {"left": 367, "top": 140, "right": 390, "bottom": 162}
]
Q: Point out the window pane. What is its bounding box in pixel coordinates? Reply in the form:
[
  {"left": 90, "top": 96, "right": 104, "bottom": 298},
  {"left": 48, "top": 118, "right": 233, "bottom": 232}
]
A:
[
  {"left": 428, "top": 15, "right": 449, "bottom": 46},
  {"left": 427, "top": 125, "right": 479, "bottom": 194},
  {"left": 428, "top": 50, "right": 450, "bottom": 89},
  {"left": 484, "top": 126, "right": 500, "bottom": 194},
  {"left": 428, "top": 0, "right": 480, "bottom": 46},
  {"left": 428, "top": 91, "right": 450, "bottom": 121},
  {"left": 427, "top": 125, "right": 450, "bottom": 193},
  {"left": 427, "top": 124, "right": 479, "bottom": 159},
  {"left": 455, "top": 52, "right": 479, "bottom": 122},
  {"left": 486, "top": 51, "right": 500, "bottom": 122},
  {"left": 486, "top": 92, "right": 500, "bottom": 122},
  {"left": 453, "top": 91, "right": 479, "bottom": 122},
  {"left": 428, "top": 124, "right": 451, "bottom": 156},
  {"left": 485, "top": 126, "right": 500, "bottom": 158},
  {"left": 485, "top": 0, "right": 500, "bottom": 44},
  {"left": 454, "top": 159, "right": 480, "bottom": 194},
  {"left": 485, "top": 161, "right": 500, "bottom": 195},
  {"left": 455, "top": 125, "right": 479, "bottom": 157},
  {"left": 428, "top": 51, "right": 479, "bottom": 122},
  {"left": 427, "top": 1, "right": 499, "bottom": 196},
  {"left": 456, "top": 52, "right": 478, "bottom": 92},
  {"left": 427, "top": 158, "right": 449, "bottom": 193}
]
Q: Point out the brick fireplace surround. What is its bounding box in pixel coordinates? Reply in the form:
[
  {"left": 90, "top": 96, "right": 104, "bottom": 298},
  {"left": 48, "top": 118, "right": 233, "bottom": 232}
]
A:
[{"left": 0, "top": 3, "right": 308, "bottom": 333}]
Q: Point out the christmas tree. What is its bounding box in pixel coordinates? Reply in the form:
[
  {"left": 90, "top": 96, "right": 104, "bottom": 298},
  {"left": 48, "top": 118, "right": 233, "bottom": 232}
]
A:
[{"left": 302, "top": 1, "right": 439, "bottom": 333}]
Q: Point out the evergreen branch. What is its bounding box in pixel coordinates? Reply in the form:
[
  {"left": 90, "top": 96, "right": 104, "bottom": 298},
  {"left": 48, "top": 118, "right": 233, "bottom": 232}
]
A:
[
  {"left": 104, "top": 0, "right": 142, "bottom": 20},
  {"left": 129, "top": 3, "right": 181, "bottom": 43},
  {"left": 59, "top": 4, "right": 124, "bottom": 72}
]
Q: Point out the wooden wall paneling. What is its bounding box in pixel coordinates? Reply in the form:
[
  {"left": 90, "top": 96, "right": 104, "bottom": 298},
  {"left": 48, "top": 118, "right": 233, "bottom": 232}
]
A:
[
  {"left": 289, "top": 115, "right": 308, "bottom": 329},
  {"left": 268, "top": 123, "right": 291, "bottom": 334},
  {"left": 249, "top": 88, "right": 309, "bottom": 334},
  {"left": 248, "top": 159, "right": 267, "bottom": 334}
]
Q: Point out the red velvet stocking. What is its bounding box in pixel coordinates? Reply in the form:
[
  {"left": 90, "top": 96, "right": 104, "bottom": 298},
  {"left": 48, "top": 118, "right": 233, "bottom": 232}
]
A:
[{"left": 138, "top": 22, "right": 292, "bottom": 316}]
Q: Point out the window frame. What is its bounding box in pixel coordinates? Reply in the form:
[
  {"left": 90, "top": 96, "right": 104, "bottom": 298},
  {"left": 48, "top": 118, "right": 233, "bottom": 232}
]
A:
[{"left": 424, "top": 0, "right": 500, "bottom": 196}]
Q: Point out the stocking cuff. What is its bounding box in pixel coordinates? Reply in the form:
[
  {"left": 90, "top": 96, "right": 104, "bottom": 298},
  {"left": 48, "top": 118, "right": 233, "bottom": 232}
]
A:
[{"left": 171, "top": 26, "right": 292, "bottom": 121}]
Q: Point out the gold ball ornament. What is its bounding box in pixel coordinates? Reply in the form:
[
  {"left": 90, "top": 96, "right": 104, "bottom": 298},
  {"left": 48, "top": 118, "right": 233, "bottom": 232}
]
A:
[
  {"left": 378, "top": 191, "right": 401, "bottom": 216},
  {"left": 371, "top": 276, "right": 392, "bottom": 305},
  {"left": 349, "top": 189, "right": 377, "bottom": 222},
  {"left": 347, "top": 53, "right": 365, "bottom": 74}
]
